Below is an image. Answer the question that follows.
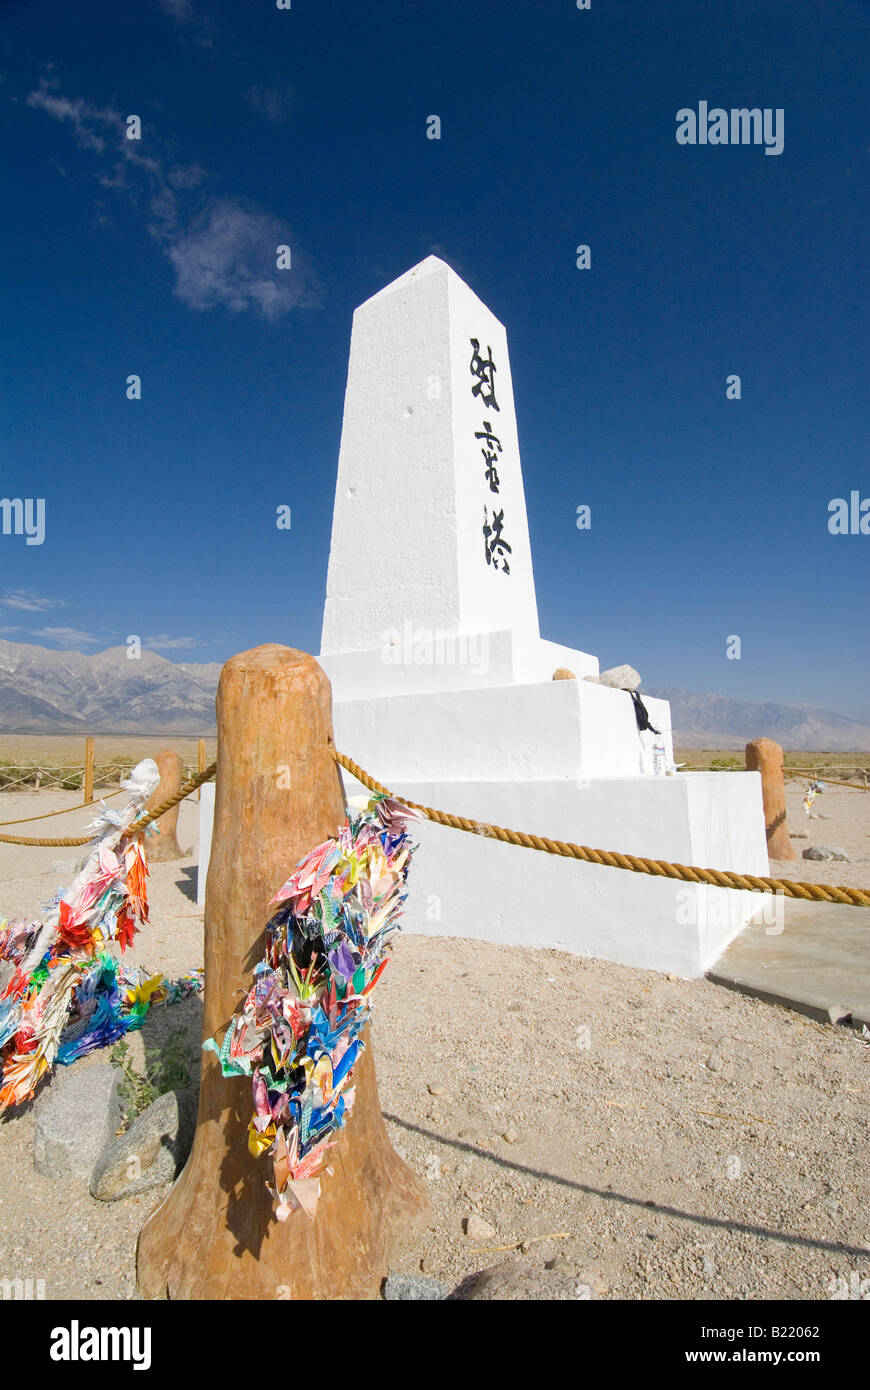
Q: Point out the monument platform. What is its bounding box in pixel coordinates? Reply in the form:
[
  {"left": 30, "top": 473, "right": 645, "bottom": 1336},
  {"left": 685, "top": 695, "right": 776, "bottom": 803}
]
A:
[{"left": 335, "top": 765, "right": 767, "bottom": 977}]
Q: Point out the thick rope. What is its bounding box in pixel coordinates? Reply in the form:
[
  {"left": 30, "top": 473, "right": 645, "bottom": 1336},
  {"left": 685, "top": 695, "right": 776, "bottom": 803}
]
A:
[
  {"left": 0, "top": 787, "right": 125, "bottom": 827},
  {"left": 2, "top": 752, "right": 867, "bottom": 909},
  {"left": 0, "top": 764, "right": 217, "bottom": 847},
  {"left": 334, "top": 752, "right": 870, "bottom": 909}
]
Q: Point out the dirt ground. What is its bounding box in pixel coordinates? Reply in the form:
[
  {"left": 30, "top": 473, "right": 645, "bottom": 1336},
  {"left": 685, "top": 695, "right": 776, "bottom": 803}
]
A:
[
  {"left": 768, "top": 777, "right": 870, "bottom": 890},
  {"left": 0, "top": 776, "right": 867, "bottom": 1301},
  {"left": 0, "top": 735, "right": 216, "bottom": 765}
]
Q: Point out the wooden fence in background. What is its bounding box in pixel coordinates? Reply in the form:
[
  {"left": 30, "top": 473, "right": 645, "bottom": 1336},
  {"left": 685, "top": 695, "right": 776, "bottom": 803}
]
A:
[{"left": 0, "top": 737, "right": 211, "bottom": 801}]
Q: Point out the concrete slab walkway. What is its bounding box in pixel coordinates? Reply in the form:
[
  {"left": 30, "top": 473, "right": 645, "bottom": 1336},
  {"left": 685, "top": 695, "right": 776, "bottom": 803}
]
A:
[{"left": 709, "top": 898, "right": 870, "bottom": 1028}]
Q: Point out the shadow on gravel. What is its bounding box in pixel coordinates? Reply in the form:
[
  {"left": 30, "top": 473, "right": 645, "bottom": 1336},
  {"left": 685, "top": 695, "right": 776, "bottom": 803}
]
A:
[
  {"left": 172, "top": 865, "right": 198, "bottom": 903},
  {"left": 385, "top": 1113, "right": 870, "bottom": 1262}
]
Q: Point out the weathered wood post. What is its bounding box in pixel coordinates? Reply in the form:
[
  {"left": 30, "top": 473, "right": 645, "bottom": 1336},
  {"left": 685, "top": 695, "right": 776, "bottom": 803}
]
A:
[
  {"left": 83, "top": 737, "right": 95, "bottom": 804},
  {"left": 143, "top": 749, "right": 185, "bottom": 862},
  {"left": 137, "top": 645, "right": 430, "bottom": 1300},
  {"left": 745, "top": 738, "right": 795, "bottom": 860}
]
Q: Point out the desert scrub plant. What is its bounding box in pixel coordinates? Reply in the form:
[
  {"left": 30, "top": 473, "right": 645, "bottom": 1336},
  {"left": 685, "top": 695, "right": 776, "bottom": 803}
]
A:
[
  {"left": 110, "top": 1039, "right": 156, "bottom": 1126},
  {"left": 148, "top": 1027, "right": 194, "bottom": 1095},
  {"left": 110, "top": 1027, "right": 195, "bottom": 1129}
]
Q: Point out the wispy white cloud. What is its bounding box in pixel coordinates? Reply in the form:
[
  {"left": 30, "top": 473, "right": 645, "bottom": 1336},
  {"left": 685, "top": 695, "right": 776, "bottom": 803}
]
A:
[
  {"left": 167, "top": 163, "right": 207, "bottom": 190},
  {"left": 1, "top": 589, "right": 69, "bottom": 612},
  {"left": 26, "top": 85, "right": 122, "bottom": 153},
  {"left": 0, "top": 626, "right": 21, "bottom": 635},
  {"left": 25, "top": 80, "right": 318, "bottom": 321},
  {"left": 167, "top": 200, "right": 316, "bottom": 319},
  {"left": 31, "top": 626, "right": 100, "bottom": 645},
  {"left": 244, "top": 84, "right": 295, "bottom": 124}
]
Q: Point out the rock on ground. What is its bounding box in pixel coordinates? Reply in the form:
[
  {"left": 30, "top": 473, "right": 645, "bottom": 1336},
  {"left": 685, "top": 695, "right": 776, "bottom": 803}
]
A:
[
  {"left": 90, "top": 1089, "right": 196, "bottom": 1201},
  {"left": 34, "top": 1063, "right": 120, "bottom": 1181},
  {"left": 464, "top": 1214, "right": 496, "bottom": 1241},
  {"left": 382, "top": 1273, "right": 448, "bottom": 1300},
  {"left": 464, "top": 1259, "right": 597, "bottom": 1300}
]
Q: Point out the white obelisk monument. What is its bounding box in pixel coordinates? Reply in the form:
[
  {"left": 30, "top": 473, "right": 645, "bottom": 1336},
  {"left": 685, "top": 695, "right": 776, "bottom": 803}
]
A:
[
  {"left": 318, "top": 257, "right": 768, "bottom": 975},
  {"left": 321, "top": 256, "right": 602, "bottom": 704},
  {"left": 201, "top": 256, "right": 769, "bottom": 974}
]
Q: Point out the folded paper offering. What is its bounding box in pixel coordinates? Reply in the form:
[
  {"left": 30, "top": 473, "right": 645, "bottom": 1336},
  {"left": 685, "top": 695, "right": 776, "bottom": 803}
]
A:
[
  {"left": 205, "top": 793, "right": 421, "bottom": 1221},
  {"left": 0, "top": 759, "right": 202, "bottom": 1110}
]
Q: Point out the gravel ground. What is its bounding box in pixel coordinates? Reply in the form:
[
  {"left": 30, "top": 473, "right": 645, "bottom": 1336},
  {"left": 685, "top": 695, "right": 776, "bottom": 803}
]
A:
[
  {"left": 770, "top": 778, "right": 870, "bottom": 889},
  {"left": 0, "top": 778, "right": 867, "bottom": 1301}
]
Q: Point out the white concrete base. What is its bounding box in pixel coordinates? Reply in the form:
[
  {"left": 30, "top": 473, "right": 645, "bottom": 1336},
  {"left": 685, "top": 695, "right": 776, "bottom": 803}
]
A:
[
  {"left": 341, "top": 771, "right": 769, "bottom": 978},
  {"left": 195, "top": 765, "right": 769, "bottom": 977},
  {"left": 321, "top": 629, "right": 599, "bottom": 703},
  {"left": 324, "top": 677, "right": 675, "bottom": 783}
]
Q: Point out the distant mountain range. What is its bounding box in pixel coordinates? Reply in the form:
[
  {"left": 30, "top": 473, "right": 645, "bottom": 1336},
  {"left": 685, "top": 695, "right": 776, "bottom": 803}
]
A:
[
  {"left": 0, "top": 638, "right": 867, "bottom": 750},
  {"left": 647, "top": 687, "right": 870, "bottom": 752},
  {"left": 0, "top": 638, "right": 221, "bottom": 735}
]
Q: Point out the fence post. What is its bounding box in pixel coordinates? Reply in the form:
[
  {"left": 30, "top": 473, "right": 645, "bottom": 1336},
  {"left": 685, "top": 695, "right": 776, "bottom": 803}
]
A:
[
  {"left": 745, "top": 738, "right": 795, "bottom": 860},
  {"left": 136, "top": 644, "right": 429, "bottom": 1300},
  {"left": 143, "top": 750, "right": 185, "bottom": 862},
  {"left": 83, "top": 737, "right": 95, "bottom": 804},
  {"left": 197, "top": 737, "right": 206, "bottom": 801}
]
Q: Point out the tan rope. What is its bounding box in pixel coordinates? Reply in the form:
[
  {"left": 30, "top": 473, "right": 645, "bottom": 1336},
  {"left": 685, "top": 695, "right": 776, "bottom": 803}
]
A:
[
  {"left": 334, "top": 752, "right": 870, "bottom": 909},
  {"left": 0, "top": 764, "right": 217, "bottom": 847},
  {"left": 2, "top": 750, "right": 868, "bottom": 910},
  {"left": 128, "top": 763, "right": 216, "bottom": 828},
  {"left": 0, "top": 787, "right": 126, "bottom": 827}
]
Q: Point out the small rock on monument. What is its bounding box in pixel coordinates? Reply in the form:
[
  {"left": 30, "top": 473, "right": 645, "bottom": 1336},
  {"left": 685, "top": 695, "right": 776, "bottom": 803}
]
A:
[{"left": 584, "top": 664, "right": 642, "bottom": 691}]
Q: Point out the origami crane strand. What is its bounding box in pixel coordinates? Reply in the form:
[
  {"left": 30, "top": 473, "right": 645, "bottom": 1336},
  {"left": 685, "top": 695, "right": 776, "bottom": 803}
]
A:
[{"left": 208, "top": 793, "right": 421, "bottom": 1222}]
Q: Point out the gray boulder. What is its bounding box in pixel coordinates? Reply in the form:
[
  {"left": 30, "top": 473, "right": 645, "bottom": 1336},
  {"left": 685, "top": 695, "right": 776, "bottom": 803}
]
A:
[
  {"left": 464, "top": 1259, "right": 601, "bottom": 1300},
  {"left": 383, "top": 1274, "right": 448, "bottom": 1301},
  {"left": 34, "top": 1063, "right": 121, "bottom": 1180},
  {"left": 90, "top": 1088, "right": 196, "bottom": 1201},
  {"left": 802, "top": 845, "right": 850, "bottom": 862}
]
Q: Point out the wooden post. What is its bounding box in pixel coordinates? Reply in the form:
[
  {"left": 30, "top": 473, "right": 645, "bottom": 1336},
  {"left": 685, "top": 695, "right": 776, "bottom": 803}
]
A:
[
  {"left": 83, "top": 737, "right": 95, "bottom": 805},
  {"left": 143, "top": 750, "right": 185, "bottom": 862},
  {"left": 197, "top": 738, "right": 206, "bottom": 801},
  {"left": 136, "top": 645, "right": 429, "bottom": 1300},
  {"left": 745, "top": 738, "right": 795, "bottom": 860}
]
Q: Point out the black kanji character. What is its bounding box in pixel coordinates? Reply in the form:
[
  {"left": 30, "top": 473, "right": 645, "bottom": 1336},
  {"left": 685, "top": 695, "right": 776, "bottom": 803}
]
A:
[
  {"left": 475, "top": 421, "right": 503, "bottom": 492},
  {"left": 483, "top": 505, "right": 512, "bottom": 573},
  {"left": 470, "top": 338, "right": 500, "bottom": 411}
]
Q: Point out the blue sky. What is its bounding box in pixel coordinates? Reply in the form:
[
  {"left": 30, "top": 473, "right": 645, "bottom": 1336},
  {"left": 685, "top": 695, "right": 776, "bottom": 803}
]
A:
[{"left": 0, "top": 0, "right": 867, "bottom": 715}]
